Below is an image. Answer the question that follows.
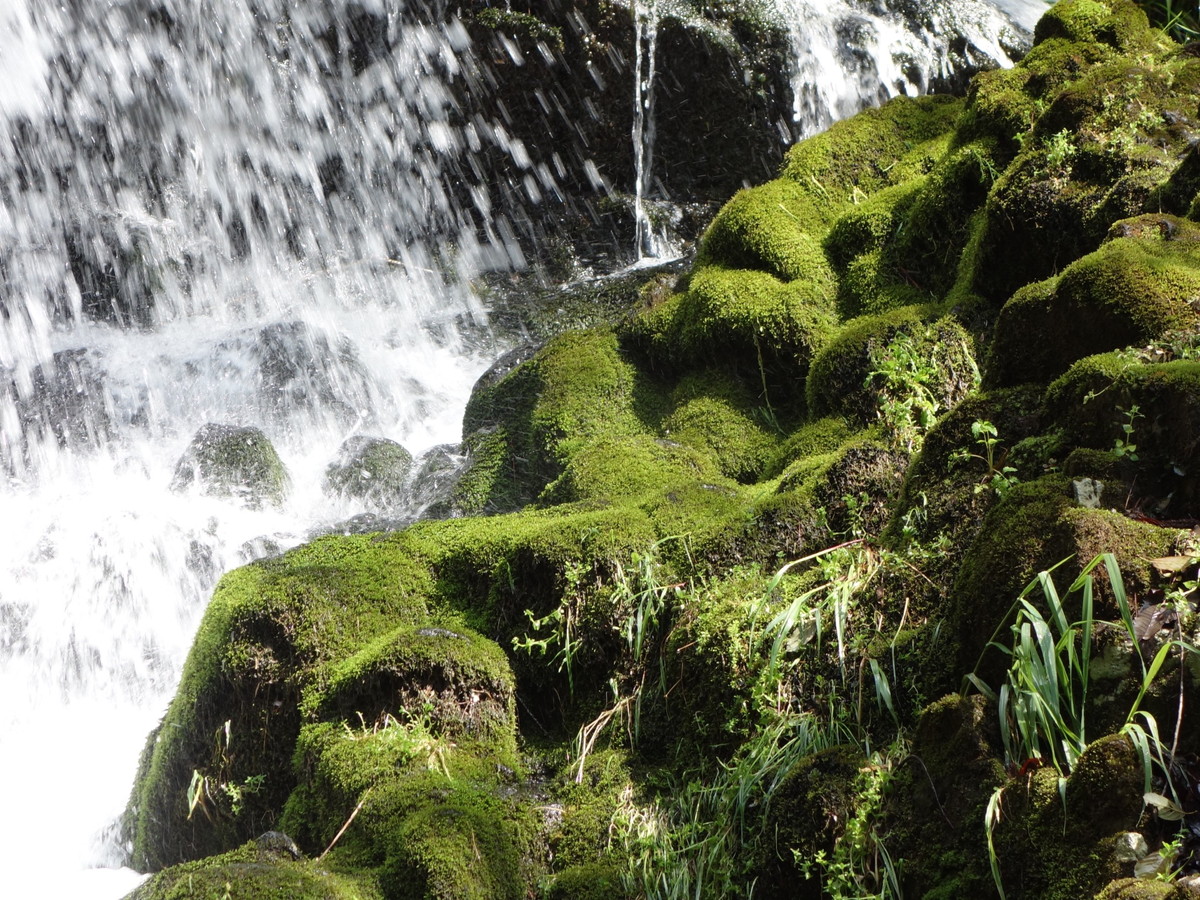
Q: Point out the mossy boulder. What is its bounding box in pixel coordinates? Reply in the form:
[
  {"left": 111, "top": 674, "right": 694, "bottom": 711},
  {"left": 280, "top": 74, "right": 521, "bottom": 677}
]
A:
[
  {"left": 126, "top": 838, "right": 378, "bottom": 900},
  {"left": 171, "top": 423, "right": 290, "bottom": 509},
  {"left": 458, "top": 328, "right": 653, "bottom": 513},
  {"left": 624, "top": 262, "right": 838, "bottom": 394},
  {"left": 757, "top": 745, "right": 869, "bottom": 900},
  {"left": 546, "top": 862, "right": 629, "bottom": 900},
  {"left": 990, "top": 734, "right": 1146, "bottom": 900},
  {"left": 950, "top": 476, "right": 1174, "bottom": 680},
  {"left": 987, "top": 215, "right": 1200, "bottom": 386},
  {"left": 964, "top": 7, "right": 1200, "bottom": 305},
  {"left": 1047, "top": 351, "right": 1200, "bottom": 516},
  {"left": 324, "top": 436, "right": 413, "bottom": 509},
  {"left": 538, "top": 433, "right": 728, "bottom": 505},
  {"left": 884, "top": 694, "right": 1006, "bottom": 899},
  {"left": 316, "top": 625, "right": 517, "bottom": 759},
  {"left": 805, "top": 307, "right": 978, "bottom": 425}
]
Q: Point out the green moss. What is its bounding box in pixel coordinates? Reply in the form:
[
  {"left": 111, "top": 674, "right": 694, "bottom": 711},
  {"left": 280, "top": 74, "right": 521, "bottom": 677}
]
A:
[
  {"left": 459, "top": 329, "right": 653, "bottom": 512},
  {"left": 805, "top": 308, "right": 977, "bottom": 426},
  {"left": 317, "top": 624, "right": 517, "bottom": 758},
  {"left": 987, "top": 216, "right": 1200, "bottom": 386},
  {"left": 659, "top": 373, "right": 783, "bottom": 482},
  {"left": 472, "top": 8, "right": 564, "bottom": 51},
  {"left": 171, "top": 424, "right": 291, "bottom": 510},
  {"left": 781, "top": 95, "right": 962, "bottom": 202},
  {"left": 1096, "top": 880, "right": 1175, "bottom": 899},
  {"left": 763, "top": 416, "right": 854, "bottom": 479},
  {"left": 539, "top": 433, "right": 728, "bottom": 504},
  {"left": 127, "top": 840, "right": 380, "bottom": 900},
  {"left": 625, "top": 263, "right": 838, "bottom": 395},
  {"left": 378, "top": 782, "right": 532, "bottom": 900},
  {"left": 1032, "top": 0, "right": 1153, "bottom": 50},
  {"left": 1047, "top": 353, "right": 1200, "bottom": 514},
  {"left": 126, "top": 533, "right": 435, "bottom": 871},
  {"left": 697, "top": 179, "right": 839, "bottom": 281}
]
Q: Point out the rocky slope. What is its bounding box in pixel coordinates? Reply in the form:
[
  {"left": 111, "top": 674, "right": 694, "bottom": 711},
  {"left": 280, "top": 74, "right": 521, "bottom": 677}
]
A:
[{"left": 120, "top": 2, "right": 1200, "bottom": 899}]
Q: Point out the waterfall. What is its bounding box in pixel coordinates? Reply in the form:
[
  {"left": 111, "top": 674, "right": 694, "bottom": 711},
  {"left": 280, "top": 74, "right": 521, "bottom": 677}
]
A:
[
  {"left": 0, "top": 0, "right": 1038, "bottom": 896},
  {"left": 0, "top": 1, "right": 513, "bottom": 895},
  {"left": 632, "top": 0, "right": 664, "bottom": 262},
  {"left": 772, "top": 0, "right": 1034, "bottom": 138}
]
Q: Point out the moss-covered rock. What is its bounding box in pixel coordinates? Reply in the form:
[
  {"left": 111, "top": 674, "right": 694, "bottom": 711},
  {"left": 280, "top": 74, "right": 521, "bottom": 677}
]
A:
[
  {"left": 757, "top": 745, "right": 869, "bottom": 900},
  {"left": 987, "top": 215, "right": 1200, "bottom": 386},
  {"left": 171, "top": 423, "right": 291, "bottom": 509},
  {"left": 458, "top": 328, "right": 654, "bottom": 513},
  {"left": 324, "top": 436, "right": 413, "bottom": 509},
  {"left": 805, "top": 307, "right": 978, "bottom": 426},
  {"left": 963, "top": 7, "right": 1200, "bottom": 305},
  {"left": 126, "top": 838, "right": 379, "bottom": 900}
]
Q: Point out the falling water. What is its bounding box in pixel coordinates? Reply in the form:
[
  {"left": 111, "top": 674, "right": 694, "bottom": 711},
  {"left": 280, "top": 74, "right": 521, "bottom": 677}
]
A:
[
  {"left": 0, "top": 0, "right": 1039, "bottom": 896},
  {"left": 773, "top": 0, "right": 1034, "bottom": 138},
  {"left": 0, "top": 1, "right": 520, "bottom": 895},
  {"left": 632, "top": 0, "right": 662, "bottom": 262}
]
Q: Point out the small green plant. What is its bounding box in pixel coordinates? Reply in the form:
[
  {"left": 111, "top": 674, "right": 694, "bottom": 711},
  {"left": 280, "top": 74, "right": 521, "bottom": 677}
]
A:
[
  {"left": 971, "top": 553, "right": 1198, "bottom": 899},
  {"left": 1044, "top": 129, "right": 1078, "bottom": 171},
  {"left": 867, "top": 332, "right": 943, "bottom": 452},
  {"left": 796, "top": 745, "right": 905, "bottom": 900},
  {"left": 572, "top": 538, "right": 684, "bottom": 780},
  {"left": 1113, "top": 404, "right": 1142, "bottom": 461},
  {"left": 1135, "top": 0, "right": 1200, "bottom": 41},
  {"left": 512, "top": 559, "right": 592, "bottom": 696},
  {"left": 186, "top": 720, "right": 265, "bottom": 822},
  {"left": 950, "top": 420, "right": 1019, "bottom": 497}
]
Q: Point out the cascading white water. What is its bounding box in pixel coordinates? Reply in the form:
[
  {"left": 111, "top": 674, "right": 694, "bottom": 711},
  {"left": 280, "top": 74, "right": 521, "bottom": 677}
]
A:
[
  {"left": 0, "top": 0, "right": 1042, "bottom": 896},
  {"left": 0, "top": 1, "right": 522, "bottom": 896},
  {"left": 772, "top": 0, "right": 1035, "bottom": 138}
]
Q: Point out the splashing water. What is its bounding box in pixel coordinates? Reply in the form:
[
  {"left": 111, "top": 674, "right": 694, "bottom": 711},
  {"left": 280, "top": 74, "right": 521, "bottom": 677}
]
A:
[
  {"left": 774, "top": 0, "right": 1032, "bottom": 138},
  {"left": 0, "top": 1, "right": 509, "bottom": 895}
]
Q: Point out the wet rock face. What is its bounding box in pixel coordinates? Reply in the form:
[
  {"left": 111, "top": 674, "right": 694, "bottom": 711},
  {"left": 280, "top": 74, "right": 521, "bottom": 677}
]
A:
[
  {"left": 171, "top": 423, "right": 290, "bottom": 509},
  {"left": 3, "top": 349, "right": 112, "bottom": 456}
]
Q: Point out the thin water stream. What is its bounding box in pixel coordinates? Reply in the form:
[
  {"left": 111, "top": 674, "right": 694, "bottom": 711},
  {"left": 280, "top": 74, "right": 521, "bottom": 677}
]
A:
[{"left": 0, "top": 1, "right": 1039, "bottom": 895}]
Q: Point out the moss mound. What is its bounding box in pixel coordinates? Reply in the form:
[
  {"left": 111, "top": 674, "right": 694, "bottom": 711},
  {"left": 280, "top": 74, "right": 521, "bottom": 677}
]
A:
[{"left": 987, "top": 214, "right": 1200, "bottom": 386}]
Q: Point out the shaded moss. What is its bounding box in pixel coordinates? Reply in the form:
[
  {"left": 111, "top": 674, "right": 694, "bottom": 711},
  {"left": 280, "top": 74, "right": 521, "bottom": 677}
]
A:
[
  {"left": 763, "top": 416, "right": 854, "bottom": 480},
  {"left": 1046, "top": 352, "right": 1200, "bottom": 515},
  {"left": 546, "top": 862, "right": 630, "bottom": 900},
  {"left": 987, "top": 214, "right": 1200, "bottom": 386},
  {"left": 757, "top": 746, "right": 869, "bottom": 900},
  {"left": 951, "top": 476, "right": 1173, "bottom": 681},
  {"left": 884, "top": 694, "right": 1005, "bottom": 900}
]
